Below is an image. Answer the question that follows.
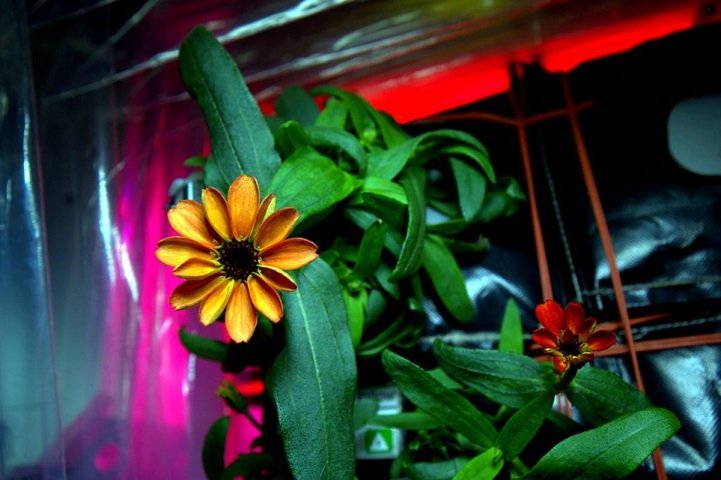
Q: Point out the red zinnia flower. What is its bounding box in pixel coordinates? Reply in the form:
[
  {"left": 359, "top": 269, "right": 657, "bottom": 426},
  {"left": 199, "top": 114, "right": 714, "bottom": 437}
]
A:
[{"left": 531, "top": 300, "right": 616, "bottom": 373}]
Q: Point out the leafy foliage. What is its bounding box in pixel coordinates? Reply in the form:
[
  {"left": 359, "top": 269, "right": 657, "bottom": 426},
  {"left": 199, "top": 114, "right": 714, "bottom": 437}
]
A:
[{"left": 172, "top": 26, "right": 679, "bottom": 480}]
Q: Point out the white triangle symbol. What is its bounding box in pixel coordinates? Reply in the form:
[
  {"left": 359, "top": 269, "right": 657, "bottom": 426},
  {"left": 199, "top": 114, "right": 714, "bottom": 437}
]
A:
[{"left": 369, "top": 432, "right": 390, "bottom": 452}]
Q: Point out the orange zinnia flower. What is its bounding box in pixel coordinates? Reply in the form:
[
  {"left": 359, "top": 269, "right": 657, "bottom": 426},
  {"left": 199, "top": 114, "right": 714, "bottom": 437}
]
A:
[
  {"left": 532, "top": 300, "right": 616, "bottom": 373},
  {"left": 156, "top": 175, "right": 318, "bottom": 343}
]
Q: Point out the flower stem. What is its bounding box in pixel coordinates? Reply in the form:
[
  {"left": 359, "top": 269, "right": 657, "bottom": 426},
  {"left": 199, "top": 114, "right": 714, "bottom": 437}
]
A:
[{"left": 555, "top": 363, "right": 581, "bottom": 391}]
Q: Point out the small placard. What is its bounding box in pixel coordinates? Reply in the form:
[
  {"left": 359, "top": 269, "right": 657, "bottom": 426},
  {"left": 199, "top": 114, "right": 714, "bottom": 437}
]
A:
[{"left": 355, "top": 386, "right": 403, "bottom": 460}]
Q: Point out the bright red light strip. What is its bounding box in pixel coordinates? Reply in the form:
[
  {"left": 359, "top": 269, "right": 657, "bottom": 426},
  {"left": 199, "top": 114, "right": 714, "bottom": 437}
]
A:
[
  {"left": 350, "top": 58, "right": 511, "bottom": 124},
  {"left": 265, "top": 4, "right": 700, "bottom": 123},
  {"left": 540, "top": 7, "right": 696, "bottom": 72}
]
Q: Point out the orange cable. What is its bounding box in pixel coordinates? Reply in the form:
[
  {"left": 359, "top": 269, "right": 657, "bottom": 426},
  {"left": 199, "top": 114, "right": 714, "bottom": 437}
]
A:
[{"left": 561, "top": 74, "right": 667, "bottom": 480}]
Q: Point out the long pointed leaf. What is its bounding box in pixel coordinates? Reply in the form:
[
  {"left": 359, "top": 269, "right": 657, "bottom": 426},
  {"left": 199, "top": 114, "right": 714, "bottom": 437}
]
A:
[
  {"left": 433, "top": 341, "right": 556, "bottom": 408},
  {"left": 202, "top": 416, "right": 230, "bottom": 480},
  {"left": 179, "top": 27, "right": 280, "bottom": 191},
  {"left": 498, "top": 299, "right": 523, "bottom": 354},
  {"left": 422, "top": 234, "right": 474, "bottom": 323},
  {"left": 523, "top": 408, "right": 680, "bottom": 480},
  {"left": 497, "top": 394, "right": 553, "bottom": 460},
  {"left": 267, "top": 259, "right": 357, "bottom": 480},
  {"left": 567, "top": 366, "right": 652, "bottom": 426},
  {"left": 389, "top": 168, "right": 426, "bottom": 281},
  {"left": 382, "top": 350, "right": 498, "bottom": 448}
]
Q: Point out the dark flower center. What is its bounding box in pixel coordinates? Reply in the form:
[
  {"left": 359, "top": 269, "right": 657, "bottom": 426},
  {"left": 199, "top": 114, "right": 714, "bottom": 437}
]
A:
[
  {"left": 557, "top": 333, "right": 581, "bottom": 356},
  {"left": 216, "top": 239, "right": 260, "bottom": 281}
]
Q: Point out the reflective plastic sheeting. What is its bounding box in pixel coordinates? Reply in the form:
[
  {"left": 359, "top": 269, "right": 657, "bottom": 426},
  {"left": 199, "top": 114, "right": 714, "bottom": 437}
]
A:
[{"left": 0, "top": 0, "right": 65, "bottom": 478}]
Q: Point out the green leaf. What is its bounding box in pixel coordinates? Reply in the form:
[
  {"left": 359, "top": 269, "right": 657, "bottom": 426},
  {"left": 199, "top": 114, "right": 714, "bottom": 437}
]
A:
[
  {"left": 351, "top": 219, "right": 387, "bottom": 279},
  {"left": 522, "top": 408, "right": 680, "bottom": 480},
  {"left": 343, "top": 288, "right": 366, "bottom": 348},
  {"left": 307, "top": 125, "right": 368, "bottom": 175},
  {"left": 270, "top": 146, "right": 361, "bottom": 225},
  {"left": 202, "top": 416, "right": 229, "bottom": 480},
  {"left": 360, "top": 176, "right": 407, "bottom": 206},
  {"left": 433, "top": 341, "right": 556, "bottom": 408},
  {"left": 183, "top": 155, "right": 206, "bottom": 168},
  {"left": 498, "top": 299, "right": 523, "bottom": 354},
  {"left": 274, "top": 120, "right": 310, "bottom": 158},
  {"left": 216, "top": 381, "right": 248, "bottom": 413},
  {"left": 358, "top": 177, "right": 408, "bottom": 229},
  {"left": 353, "top": 398, "right": 379, "bottom": 431},
  {"left": 179, "top": 327, "right": 231, "bottom": 363},
  {"left": 567, "top": 366, "right": 652, "bottom": 426},
  {"left": 441, "top": 144, "right": 495, "bottom": 184},
  {"left": 364, "top": 288, "right": 387, "bottom": 328},
  {"left": 179, "top": 26, "right": 280, "bottom": 191},
  {"left": 382, "top": 350, "right": 498, "bottom": 448},
  {"left": 428, "top": 368, "right": 463, "bottom": 390},
  {"left": 453, "top": 447, "right": 504, "bottom": 480},
  {"left": 408, "top": 458, "right": 469, "bottom": 480},
  {"left": 203, "top": 155, "right": 228, "bottom": 192},
  {"left": 366, "top": 140, "right": 417, "bottom": 180},
  {"left": 366, "top": 129, "right": 493, "bottom": 181},
  {"left": 422, "top": 234, "right": 474, "bottom": 323},
  {"left": 368, "top": 410, "right": 443, "bottom": 431},
  {"left": 443, "top": 237, "right": 490, "bottom": 255},
  {"left": 497, "top": 394, "right": 553, "bottom": 460},
  {"left": 221, "top": 453, "right": 274, "bottom": 480},
  {"left": 451, "top": 158, "right": 487, "bottom": 221},
  {"left": 477, "top": 177, "right": 527, "bottom": 223},
  {"left": 358, "top": 314, "right": 416, "bottom": 357},
  {"left": 389, "top": 168, "right": 426, "bottom": 281},
  {"left": 275, "top": 85, "right": 319, "bottom": 126},
  {"left": 313, "top": 86, "right": 408, "bottom": 148},
  {"left": 315, "top": 97, "right": 348, "bottom": 128},
  {"left": 267, "top": 259, "right": 357, "bottom": 480}
]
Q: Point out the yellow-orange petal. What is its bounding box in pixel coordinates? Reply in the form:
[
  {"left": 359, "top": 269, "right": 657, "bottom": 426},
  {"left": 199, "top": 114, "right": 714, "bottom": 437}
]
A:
[
  {"left": 251, "top": 194, "right": 277, "bottom": 237},
  {"left": 202, "top": 187, "right": 231, "bottom": 240},
  {"left": 261, "top": 238, "right": 318, "bottom": 271},
  {"left": 173, "top": 258, "right": 221, "bottom": 279},
  {"left": 156, "top": 236, "right": 213, "bottom": 267},
  {"left": 254, "top": 207, "right": 300, "bottom": 249},
  {"left": 168, "top": 200, "right": 216, "bottom": 249},
  {"left": 199, "top": 279, "right": 234, "bottom": 326},
  {"left": 228, "top": 175, "right": 259, "bottom": 239},
  {"left": 170, "top": 275, "right": 225, "bottom": 309},
  {"left": 248, "top": 274, "right": 283, "bottom": 323},
  {"left": 225, "top": 282, "right": 257, "bottom": 343},
  {"left": 259, "top": 265, "right": 297, "bottom": 291}
]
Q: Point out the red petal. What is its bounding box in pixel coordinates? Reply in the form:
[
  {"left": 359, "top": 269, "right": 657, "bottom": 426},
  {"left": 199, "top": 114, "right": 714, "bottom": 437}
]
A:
[
  {"left": 578, "top": 318, "right": 597, "bottom": 341},
  {"left": 587, "top": 330, "right": 617, "bottom": 351},
  {"left": 535, "top": 300, "right": 564, "bottom": 334},
  {"left": 565, "top": 302, "right": 585, "bottom": 334},
  {"left": 553, "top": 356, "right": 569, "bottom": 373},
  {"left": 532, "top": 328, "right": 558, "bottom": 349}
]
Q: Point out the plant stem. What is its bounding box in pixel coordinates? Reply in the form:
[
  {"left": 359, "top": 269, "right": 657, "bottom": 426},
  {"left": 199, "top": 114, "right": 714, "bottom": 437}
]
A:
[
  {"left": 512, "top": 457, "right": 530, "bottom": 475},
  {"left": 555, "top": 363, "right": 581, "bottom": 391}
]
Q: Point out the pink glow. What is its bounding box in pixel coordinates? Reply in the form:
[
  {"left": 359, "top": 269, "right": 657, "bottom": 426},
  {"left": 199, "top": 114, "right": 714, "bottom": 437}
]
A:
[{"left": 94, "top": 443, "right": 121, "bottom": 472}]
